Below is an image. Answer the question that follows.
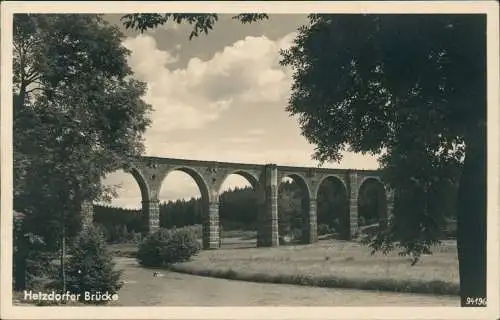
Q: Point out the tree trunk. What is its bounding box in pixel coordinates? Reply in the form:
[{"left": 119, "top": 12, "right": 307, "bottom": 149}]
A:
[
  {"left": 456, "top": 123, "right": 487, "bottom": 307},
  {"left": 60, "top": 221, "right": 67, "bottom": 292},
  {"left": 14, "top": 243, "right": 27, "bottom": 291}
]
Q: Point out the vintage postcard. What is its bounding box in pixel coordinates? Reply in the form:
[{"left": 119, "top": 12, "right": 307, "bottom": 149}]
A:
[{"left": 1, "top": 1, "right": 499, "bottom": 319}]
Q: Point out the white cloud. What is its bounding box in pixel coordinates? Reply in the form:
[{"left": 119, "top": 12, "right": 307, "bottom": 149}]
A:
[
  {"left": 123, "top": 35, "right": 179, "bottom": 77},
  {"left": 150, "top": 19, "right": 180, "bottom": 32},
  {"left": 102, "top": 31, "right": 379, "bottom": 207},
  {"left": 122, "top": 33, "right": 295, "bottom": 141},
  {"left": 188, "top": 35, "right": 293, "bottom": 104}
]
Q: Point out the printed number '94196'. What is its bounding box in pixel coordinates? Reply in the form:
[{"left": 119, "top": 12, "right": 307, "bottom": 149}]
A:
[{"left": 465, "top": 297, "right": 487, "bottom": 306}]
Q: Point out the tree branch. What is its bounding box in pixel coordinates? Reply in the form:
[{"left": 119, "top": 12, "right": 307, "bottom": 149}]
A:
[{"left": 25, "top": 72, "right": 41, "bottom": 84}]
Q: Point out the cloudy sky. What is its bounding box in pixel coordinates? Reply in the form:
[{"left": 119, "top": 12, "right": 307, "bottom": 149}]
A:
[{"left": 100, "top": 14, "right": 379, "bottom": 208}]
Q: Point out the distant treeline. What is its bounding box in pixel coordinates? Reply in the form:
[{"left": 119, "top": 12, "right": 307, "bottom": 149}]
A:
[
  {"left": 94, "top": 179, "right": 458, "bottom": 242},
  {"left": 94, "top": 181, "right": 303, "bottom": 235}
]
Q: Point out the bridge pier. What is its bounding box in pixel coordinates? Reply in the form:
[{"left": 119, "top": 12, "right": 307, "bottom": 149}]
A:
[
  {"left": 306, "top": 198, "right": 318, "bottom": 244},
  {"left": 143, "top": 199, "right": 160, "bottom": 233},
  {"left": 383, "top": 189, "right": 395, "bottom": 227},
  {"left": 81, "top": 157, "right": 393, "bottom": 251},
  {"left": 258, "top": 164, "right": 279, "bottom": 247},
  {"left": 203, "top": 200, "right": 220, "bottom": 249},
  {"left": 348, "top": 172, "right": 359, "bottom": 239}
]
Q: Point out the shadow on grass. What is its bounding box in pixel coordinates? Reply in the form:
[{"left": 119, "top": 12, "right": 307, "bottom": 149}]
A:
[{"left": 167, "top": 264, "right": 459, "bottom": 297}]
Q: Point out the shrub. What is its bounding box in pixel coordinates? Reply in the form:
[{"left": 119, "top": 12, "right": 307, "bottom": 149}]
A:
[
  {"left": 317, "top": 223, "right": 332, "bottom": 236},
  {"left": 65, "top": 226, "right": 123, "bottom": 304},
  {"left": 94, "top": 223, "right": 109, "bottom": 240},
  {"left": 443, "top": 218, "right": 457, "bottom": 239},
  {"left": 132, "top": 232, "right": 143, "bottom": 243},
  {"left": 290, "top": 228, "right": 303, "bottom": 242},
  {"left": 13, "top": 211, "right": 58, "bottom": 291},
  {"left": 137, "top": 227, "right": 201, "bottom": 267},
  {"left": 181, "top": 224, "right": 203, "bottom": 239},
  {"left": 106, "top": 224, "right": 129, "bottom": 244},
  {"left": 279, "top": 228, "right": 304, "bottom": 245}
]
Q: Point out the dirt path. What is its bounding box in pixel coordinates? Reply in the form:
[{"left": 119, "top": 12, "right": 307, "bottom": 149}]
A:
[{"left": 112, "top": 257, "right": 459, "bottom": 306}]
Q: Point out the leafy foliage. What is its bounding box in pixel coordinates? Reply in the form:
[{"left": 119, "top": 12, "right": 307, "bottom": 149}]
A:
[
  {"left": 279, "top": 14, "right": 486, "bottom": 303},
  {"left": 219, "top": 186, "right": 258, "bottom": 229},
  {"left": 181, "top": 224, "right": 203, "bottom": 240},
  {"left": 65, "top": 226, "right": 123, "bottom": 304},
  {"left": 13, "top": 211, "right": 58, "bottom": 290},
  {"left": 357, "top": 180, "right": 384, "bottom": 227},
  {"left": 95, "top": 179, "right": 418, "bottom": 242},
  {"left": 277, "top": 181, "right": 304, "bottom": 240},
  {"left": 120, "top": 12, "right": 485, "bottom": 303},
  {"left": 137, "top": 227, "right": 201, "bottom": 267},
  {"left": 317, "top": 223, "right": 333, "bottom": 236},
  {"left": 316, "top": 178, "right": 350, "bottom": 239},
  {"left": 121, "top": 13, "right": 269, "bottom": 40},
  {"left": 94, "top": 182, "right": 314, "bottom": 236},
  {"left": 13, "top": 14, "right": 152, "bottom": 248}
]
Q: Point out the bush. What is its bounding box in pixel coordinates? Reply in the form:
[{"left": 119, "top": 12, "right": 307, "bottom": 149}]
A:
[
  {"left": 13, "top": 211, "right": 58, "bottom": 291},
  {"left": 132, "top": 232, "right": 143, "bottom": 243},
  {"left": 104, "top": 224, "right": 133, "bottom": 244},
  {"left": 94, "top": 223, "right": 109, "bottom": 240},
  {"left": 65, "top": 226, "right": 123, "bottom": 304},
  {"left": 317, "top": 223, "right": 333, "bottom": 236},
  {"left": 442, "top": 218, "right": 457, "bottom": 239},
  {"left": 181, "top": 224, "right": 203, "bottom": 239},
  {"left": 290, "top": 228, "right": 303, "bottom": 242},
  {"left": 137, "top": 227, "right": 201, "bottom": 267},
  {"left": 279, "top": 228, "right": 304, "bottom": 245}
]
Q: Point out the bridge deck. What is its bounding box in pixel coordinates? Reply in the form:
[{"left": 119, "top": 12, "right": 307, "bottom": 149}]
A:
[{"left": 140, "top": 156, "right": 380, "bottom": 175}]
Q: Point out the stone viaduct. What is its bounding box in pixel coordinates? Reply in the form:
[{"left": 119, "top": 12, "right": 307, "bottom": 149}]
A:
[{"left": 82, "top": 156, "right": 394, "bottom": 250}]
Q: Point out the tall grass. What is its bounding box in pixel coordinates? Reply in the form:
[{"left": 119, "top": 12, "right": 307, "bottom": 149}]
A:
[{"left": 169, "top": 239, "right": 459, "bottom": 296}]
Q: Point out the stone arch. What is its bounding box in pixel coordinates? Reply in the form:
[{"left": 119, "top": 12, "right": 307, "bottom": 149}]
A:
[
  {"left": 217, "top": 170, "right": 262, "bottom": 248},
  {"left": 218, "top": 169, "right": 264, "bottom": 208},
  {"left": 357, "top": 177, "right": 388, "bottom": 227},
  {"left": 125, "top": 166, "right": 156, "bottom": 233},
  {"left": 158, "top": 166, "right": 210, "bottom": 202},
  {"left": 314, "top": 174, "right": 350, "bottom": 240},
  {"left": 86, "top": 166, "right": 151, "bottom": 232},
  {"left": 219, "top": 170, "right": 260, "bottom": 191},
  {"left": 314, "top": 174, "right": 348, "bottom": 199},
  {"left": 358, "top": 176, "right": 384, "bottom": 192},
  {"left": 278, "top": 173, "right": 312, "bottom": 199},
  {"left": 125, "top": 166, "right": 151, "bottom": 203},
  {"left": 277, "top": 173, "right": 311, "bottom": 244},
  {"left": 158, "top": 166, "right": 217, "bottom": 249}
]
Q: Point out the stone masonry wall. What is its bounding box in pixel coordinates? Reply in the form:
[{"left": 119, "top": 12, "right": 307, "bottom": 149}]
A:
[
  {"left": 348, "top": 172, "right": 359, "bottom": 239},
  {"left": 203, "top": 200, "right": 220, "bottom": 249}
]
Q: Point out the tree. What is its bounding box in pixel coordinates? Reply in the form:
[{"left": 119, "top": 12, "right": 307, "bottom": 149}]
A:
[
  {"left": 13, "top": 14, "right": 151, "bottom": 289},
  {"left": 123, "top": 13, "right": 488, "bottom": 306},
  {"left": 13, "top": 211, "right": 57, "bottom": 291},
  {"left": 278, "top": 181, "right": 306, "bottom": 242},
  {"left": 279, "top": 14, "right": 486, "bottom": 306},
  {"left": 317, "top": 179, "right": 349, "bottom": 239},
  {"left": 121, "top": 13, "right": 269, "bottom": 39},
  {"left": 357, "top": 180, "right": 385, "bottom": 227},
  {"left": 66, "top": 226, "right": 123, "bottom": 304}
]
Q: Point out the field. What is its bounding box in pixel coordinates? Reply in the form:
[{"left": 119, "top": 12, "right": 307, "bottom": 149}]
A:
[{"left": 109, "top": 231, "right": 459, "bottom": 295}]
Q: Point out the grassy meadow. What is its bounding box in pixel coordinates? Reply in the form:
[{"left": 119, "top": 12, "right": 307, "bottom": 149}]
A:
[{"left": 108, "top": 230, "right": 459, "bottom": 295}]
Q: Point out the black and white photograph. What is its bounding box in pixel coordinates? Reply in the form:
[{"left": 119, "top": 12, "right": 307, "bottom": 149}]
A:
[{"left": 1, "top": 1, "right": 499, "bottom": 319}]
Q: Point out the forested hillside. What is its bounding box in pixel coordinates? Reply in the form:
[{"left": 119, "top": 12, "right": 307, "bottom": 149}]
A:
[
  {"left": 94, "top": 181, "right": 307, "bottom": 237},
  {"left": 94, "top": 179, "right": 457, "bottom": 243}
]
